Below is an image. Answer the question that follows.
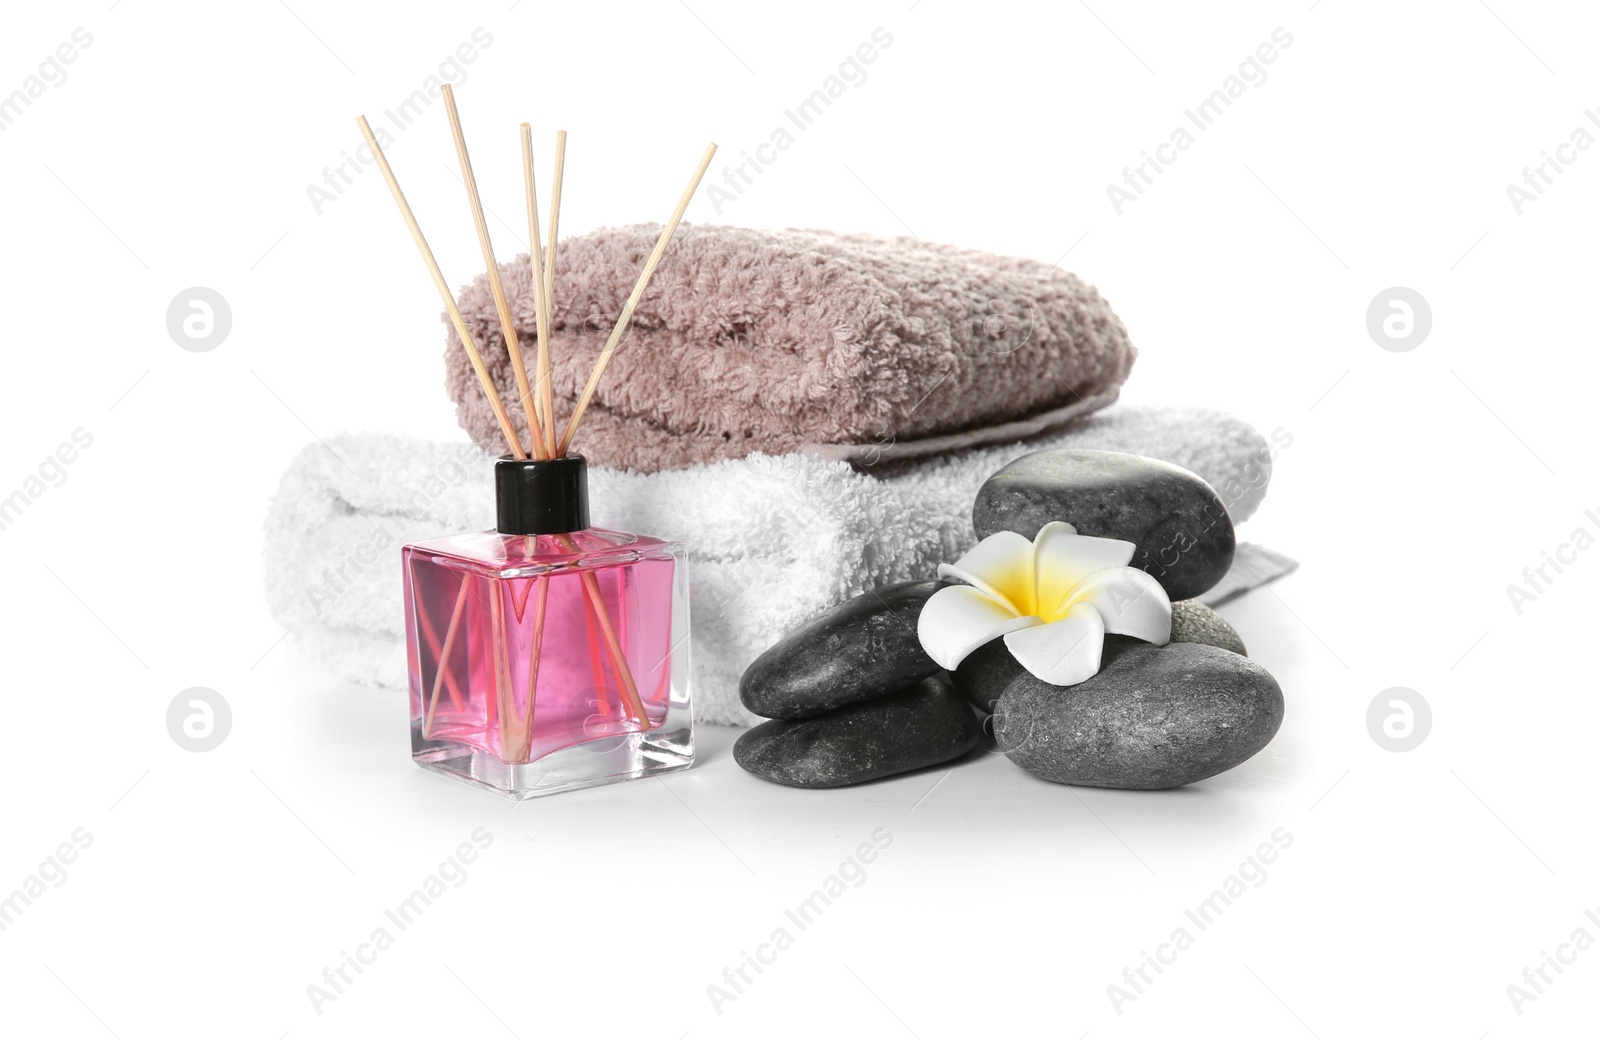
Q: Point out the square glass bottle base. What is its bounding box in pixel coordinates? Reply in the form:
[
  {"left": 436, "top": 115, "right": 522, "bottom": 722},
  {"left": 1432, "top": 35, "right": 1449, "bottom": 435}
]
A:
[{"left": 411, "top": 713, "right": 694, "bottom": 799}]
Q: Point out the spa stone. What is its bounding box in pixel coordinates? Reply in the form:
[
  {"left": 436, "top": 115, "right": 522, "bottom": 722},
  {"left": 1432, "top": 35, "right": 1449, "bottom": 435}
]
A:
[
  {"left": 734, "top": 675, "right": 981, "bottom": 788},
  {"left": 951, "top": 637, "right": 1026, "bottom": 714},
  {"left": 1170, "top": 600, "right": 1246, "bottom": 656},
  {"left": 740, "top": 580, "right": 941, "bottom": 720},
  {"left": 993, "top": 639, "right": 1282, "bottom": 790},
  {"left": 953, "top": 601, "right": 1243, "bottom": 714},
  {"left": 973, "top": 449, "right": 1235, "bottom": 600}
]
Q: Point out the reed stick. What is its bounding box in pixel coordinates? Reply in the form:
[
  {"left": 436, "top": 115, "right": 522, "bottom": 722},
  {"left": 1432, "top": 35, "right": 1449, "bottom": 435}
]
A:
[
  {"left": 489, "top": 582, "right": 514, "bottom": 754},
  {"left": 542, "top": 130, "right": 567, "bottom": 448},
  {"left": 415, "top": 572, "right": 467, "bottom": 713},
  {"left": 518, "top": 577, "right": 551, "bottom": 760},
  {"left": 356, "top": 115, "right": 526, "bottom": 460},
  {"left": 441, "top": 85, "right": 539, "bottom": 459},
  {"left": 519, "top": 124, "right": 558, "bottom": 458},
  {"left": 558, "top": 143, "right": 717, "bottom": 456},
  {"left": 580, "top": 571, "right": 647, "bottom": 724},
  {"left": 510, "top": 127, "right": 561, "bottom": 760},
  {"left": 580, "top": 592, "right": 609, "bottom": 719},
  {"left": 422, "top": 575, "right": 471, "bottom": 738}
]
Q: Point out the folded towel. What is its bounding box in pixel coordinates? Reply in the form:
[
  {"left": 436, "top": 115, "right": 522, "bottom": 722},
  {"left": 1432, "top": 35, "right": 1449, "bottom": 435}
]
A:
[
  {"left": 1200, "top": 544, "right": 1300, "bottom": 607},
  {"left": 263, "top": 406, "right": 1279, "bottom": 726},
  {"left": 446, "top": 226, "right": 1136, "bottom": 471}
]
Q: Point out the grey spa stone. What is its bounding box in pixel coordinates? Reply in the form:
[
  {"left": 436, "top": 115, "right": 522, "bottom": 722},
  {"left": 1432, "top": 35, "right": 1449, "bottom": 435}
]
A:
[
  {"left": 734, "top": 675, "right": 981, "bottom": 788},
  {"left": 973, "top": 449, "right": 1235, "bottom": 600},
  {"left": 740, "top": 580, "right": 941, "bottom": 721},
  {"left": 951, "top": 603, "right": 1245, "bottom": 714},
  {"left": 993, "top": 639, "right": 1282, "bottom": 790},
  {"left": 1169, "top": 600, "right": 1247, "bottom": 656},
  {"left": 951, "top": 637, "right": 1026, "bottom": 714}
]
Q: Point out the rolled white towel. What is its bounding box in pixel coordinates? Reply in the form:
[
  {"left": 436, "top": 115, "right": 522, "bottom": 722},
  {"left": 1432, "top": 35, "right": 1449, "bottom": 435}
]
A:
[{"left": 263, "top": 406, "right": 1284, "bottom": 726}]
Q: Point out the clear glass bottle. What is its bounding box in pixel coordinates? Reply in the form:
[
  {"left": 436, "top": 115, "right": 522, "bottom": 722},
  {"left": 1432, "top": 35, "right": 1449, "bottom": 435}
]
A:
[{"left": 402, "top": 455, "right": 693, "bottom": 798}]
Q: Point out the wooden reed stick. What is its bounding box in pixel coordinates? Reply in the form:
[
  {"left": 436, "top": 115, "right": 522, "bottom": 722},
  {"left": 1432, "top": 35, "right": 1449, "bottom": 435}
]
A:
[
  {"left": 558, "top": 143, "right": 717, "bottom": 456},
  {"left": 415, "top": 572, "right": 467, "bottom": 713},
  {"left": 510, "top": 128, "right": 561, "bottom": 760},
  {"left": 441, "top": 85, "right": 539, "bottom": 460},
  {"left": 512, "top": 133, "right": 569, "bottom": 740},
  {"left": 518, "top": 576, "right": 551, "bottom": 761},
  {"left": 356, "top": 115, "right": 526, "bottom": 460},
  {"left": 489, "top": 583, "right": 514, "bottom": 755},
  {"left": 580, "top": 570, "right": 648, "bottom": 724},
  {"left": 519, "top": 125, "right": 558, "bottom": 459},
  {"left": 553, "top": 532, "right": 649, "bottom": 725},
  {"left": 580, "top": 591, "right": 609, "bottom": 718},
  {"left": 542, "top": 130, "right": 567, "bottom": 448},
  {"left": 422, "top": 575, "right": 471, "bottom": 738}
]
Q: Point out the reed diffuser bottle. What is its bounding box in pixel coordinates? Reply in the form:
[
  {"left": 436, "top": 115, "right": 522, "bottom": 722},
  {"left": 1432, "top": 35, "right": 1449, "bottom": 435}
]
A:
[
  {"left": 403, "top": 456, "right": 692, "bottom": 797},
  {"left": 358, "top": 84, "right": 715, "bottom": 797}
]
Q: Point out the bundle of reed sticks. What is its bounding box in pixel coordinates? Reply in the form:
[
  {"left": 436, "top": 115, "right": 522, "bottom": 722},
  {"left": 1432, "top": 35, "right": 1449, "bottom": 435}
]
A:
[
  {"left": 356, "top": 86, "right": 714, "bottom": 462},
  {"left": 356, "top": 87, "right": 715, "bottom": 760}
]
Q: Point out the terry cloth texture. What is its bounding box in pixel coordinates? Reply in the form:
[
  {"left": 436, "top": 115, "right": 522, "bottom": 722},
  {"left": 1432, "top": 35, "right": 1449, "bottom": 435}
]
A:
[
  {"left": 263, "top": 406, "right": 1283, "bottom": 727},
  {"left": 445, "top": 225, "right": 1136, "bottom": 471}
]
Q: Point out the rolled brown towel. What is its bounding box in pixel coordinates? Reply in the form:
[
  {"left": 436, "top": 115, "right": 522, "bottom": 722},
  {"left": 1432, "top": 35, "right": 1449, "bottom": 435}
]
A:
[{"left": 445, "top": 225, "right": 1136, "bottom": 471}]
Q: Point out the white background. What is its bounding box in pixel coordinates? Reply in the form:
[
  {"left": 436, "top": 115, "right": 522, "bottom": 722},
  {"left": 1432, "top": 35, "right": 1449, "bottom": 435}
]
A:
[{"left": 1, "top": 0, "right": 1596, "bottom": 1036}]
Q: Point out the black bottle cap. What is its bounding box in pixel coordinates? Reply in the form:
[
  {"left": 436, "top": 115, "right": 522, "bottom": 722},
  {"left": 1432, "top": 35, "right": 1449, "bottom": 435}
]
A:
[{"left": 495, "top": 454, "right": 590, "bottom": 535}]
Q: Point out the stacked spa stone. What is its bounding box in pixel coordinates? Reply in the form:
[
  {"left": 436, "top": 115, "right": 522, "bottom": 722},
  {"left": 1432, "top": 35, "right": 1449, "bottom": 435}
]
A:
[
  {"left": 736, "top": 449, "right": 1284, "bottom": 791},
  {"left": 735, "top": 581, "right": 980, "bottom": 787}
]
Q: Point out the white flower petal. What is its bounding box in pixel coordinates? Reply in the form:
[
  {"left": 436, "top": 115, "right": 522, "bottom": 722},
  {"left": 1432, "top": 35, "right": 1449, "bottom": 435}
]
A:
[
  {"left": 936, "top": 529, "right": 1035, "bottom": 614},
  {"left": 917, "top": 584, "right": 1039, "bottom": 671},
  {"left": 1033, "top": 523, "right": 1135, "bottom": 611},
  {"left": 1069, "top": 567, "right": 1172, "bottom": 645},
  {"left": 1003, "top": 603, "right": 1107, "bottom": 686}
]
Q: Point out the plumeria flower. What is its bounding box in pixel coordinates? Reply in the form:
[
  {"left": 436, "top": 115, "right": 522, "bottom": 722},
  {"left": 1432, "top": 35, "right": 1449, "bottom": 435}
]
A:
[{"left": 918, "top": 521, "right": 1172, "bottom": 686}]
